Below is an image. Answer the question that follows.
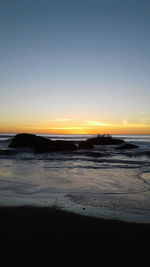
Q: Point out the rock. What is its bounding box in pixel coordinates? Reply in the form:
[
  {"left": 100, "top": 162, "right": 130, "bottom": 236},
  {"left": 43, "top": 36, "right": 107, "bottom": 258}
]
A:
[
  {"left": 86, "top": 135, "right": 125, "bottom": 146},
  {"left": 8, "top": 133, "right": 77, "bottom": 152},
  {"left": 53, "top": 140, "right": 78, "bottom": 151},
  {"left": 8, "top": 133, "right": 52, "bottom": 149},
  {"left": 116, "top": 143, "right": 139, "bottom": 150},
  {"left": 78, "top": 140, "right": 94, "bottom": 149}
]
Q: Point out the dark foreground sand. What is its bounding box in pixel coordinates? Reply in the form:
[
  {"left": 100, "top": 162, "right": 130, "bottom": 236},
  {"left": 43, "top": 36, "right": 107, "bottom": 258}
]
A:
[{"left": 1, "top": 206, "right": 150, "bottom": 266}]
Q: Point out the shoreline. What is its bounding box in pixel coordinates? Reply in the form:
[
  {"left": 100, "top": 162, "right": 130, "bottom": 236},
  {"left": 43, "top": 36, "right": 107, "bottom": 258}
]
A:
[
  {"left": 1, "top": 206, "right": 150, "bottom": 266},
  {"left": 1, "top": 191, "right": 150, "bottom": 224}
]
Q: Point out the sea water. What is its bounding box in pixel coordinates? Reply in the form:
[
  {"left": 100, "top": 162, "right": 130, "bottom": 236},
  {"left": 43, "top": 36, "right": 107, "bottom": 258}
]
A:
[{"left": 0, "top": 134, "right": 150, "bottom": 223}]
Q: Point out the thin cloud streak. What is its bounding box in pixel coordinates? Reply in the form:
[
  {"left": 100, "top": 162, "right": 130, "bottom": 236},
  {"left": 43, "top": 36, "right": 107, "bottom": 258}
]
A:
[
  {"left": 50, "top": 118, "right": 75, "bottom": 122},
  {"left": 18, "top": 126, "right": 83, "bottom": 130},
  {"left": 85, "top": 121, "right": 113, "bottom": 127}
]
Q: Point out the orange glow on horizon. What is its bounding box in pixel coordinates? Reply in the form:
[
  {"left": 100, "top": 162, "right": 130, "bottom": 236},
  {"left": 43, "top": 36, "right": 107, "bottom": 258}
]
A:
[
  {"left": 0, "top": 118, "right": 150, "bottom": 135},
  {"left": 0, "top": 125, "right": 150, "bottom": 135}
]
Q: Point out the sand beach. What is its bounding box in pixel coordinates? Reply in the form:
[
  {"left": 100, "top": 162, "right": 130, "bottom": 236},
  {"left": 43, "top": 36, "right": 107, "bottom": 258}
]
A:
[{"left": 1, "top": 206, "right": 150, "bottom": 266}]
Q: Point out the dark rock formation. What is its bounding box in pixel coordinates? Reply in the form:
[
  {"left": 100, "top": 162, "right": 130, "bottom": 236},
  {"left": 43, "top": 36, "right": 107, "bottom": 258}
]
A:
[
  {"left": 53, "top": 140, "right": 77, "bottom": 151},
  {"left": 85, "top": 135, "right": 125, "bottom": 146},
  {"left": 116, "top": 143, "right": 139, "bottom": 150},
  {"left": 78, "top": 140, "right": 94, "bottom": 149},
  {"left": 8, "top": 134, "right": 77, "bottom": 152},
  {"left": 9, "top": 133, "right": 53, "bottom": 149}
]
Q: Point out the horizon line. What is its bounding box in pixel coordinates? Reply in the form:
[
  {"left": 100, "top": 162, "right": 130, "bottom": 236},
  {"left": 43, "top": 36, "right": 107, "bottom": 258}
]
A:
[{"left": 0, "top": 131, "right": 150, "bottom": 136}]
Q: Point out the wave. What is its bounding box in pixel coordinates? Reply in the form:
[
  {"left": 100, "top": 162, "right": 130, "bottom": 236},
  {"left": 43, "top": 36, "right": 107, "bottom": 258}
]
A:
[
  {"left": 0, "top": 134, "right": 15, "bottom": 138},
  {"left": 0, "top": 149, "right": 19, "bottom": 156},
  {"left": 0, "top": 139, "right": 11, "bottom": 144},
  {"left": 0, "top": 148, "right": 34, "bottom": 157},
  {"left": 122, "top": 150, "right": 150, "bottom": 158},
  {"left": 0, "top": 149, "right": 149, "bottom": 170}
]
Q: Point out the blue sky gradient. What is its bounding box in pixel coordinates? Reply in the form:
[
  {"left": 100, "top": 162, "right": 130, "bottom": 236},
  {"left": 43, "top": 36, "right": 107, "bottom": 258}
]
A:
[{"left": 0, "top": 0, "right": 150, "bottom": 133}]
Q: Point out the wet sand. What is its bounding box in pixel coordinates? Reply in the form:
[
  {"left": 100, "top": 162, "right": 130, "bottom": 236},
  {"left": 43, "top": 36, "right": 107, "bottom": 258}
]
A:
[{"left": 1, "top": 206, "right": 150, "bottom": 266}]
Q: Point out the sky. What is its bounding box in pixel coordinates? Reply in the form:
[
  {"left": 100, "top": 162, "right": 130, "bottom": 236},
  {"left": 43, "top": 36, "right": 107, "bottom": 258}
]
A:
[{"left": 0, "top": 0, "right": 150, "bottom": 134}]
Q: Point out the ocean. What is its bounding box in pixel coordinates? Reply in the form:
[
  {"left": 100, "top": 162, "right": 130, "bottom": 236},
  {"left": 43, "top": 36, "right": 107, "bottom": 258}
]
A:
[{"left": 0, "top": 134, "right": 150, "bottom": 223}]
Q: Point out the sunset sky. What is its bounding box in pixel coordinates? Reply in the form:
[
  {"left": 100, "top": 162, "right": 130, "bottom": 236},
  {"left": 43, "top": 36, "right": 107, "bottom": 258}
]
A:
[{"left": 0, "top": 0, "right": 150, "bottom": 134}]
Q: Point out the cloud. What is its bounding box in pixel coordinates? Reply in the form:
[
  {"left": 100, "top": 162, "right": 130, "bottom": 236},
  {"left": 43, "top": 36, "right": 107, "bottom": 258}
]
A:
[
  {"left": 50, "top": 127, "right": 83, "bottom": 130},
  {"left": 137, "top": 111, "right": 149, "bottom": 114},
  {"left": 50, "top": 118, "right": 75, "bottom": 122},
  {"left": 18, "top": 126, "right": 83, "bottom": 130},
  {"left": 85, "top": 121, "right": 112, "bottom": 127},
  {"left": 122, "top": 120, "right": 128, "bottom": 125}
]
